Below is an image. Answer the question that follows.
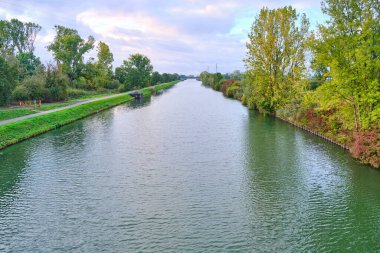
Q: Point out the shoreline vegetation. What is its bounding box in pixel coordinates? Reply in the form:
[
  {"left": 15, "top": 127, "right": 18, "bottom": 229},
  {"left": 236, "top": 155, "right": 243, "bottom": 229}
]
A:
[
  {"left": 200, "top": 1, "right": 379, "bottom": 169},
  {"left": 200, "top": 76, "right": 378, "bottom": 168},
  {"left": 0, "top": 81, "right": 180, "bottom": 150}
]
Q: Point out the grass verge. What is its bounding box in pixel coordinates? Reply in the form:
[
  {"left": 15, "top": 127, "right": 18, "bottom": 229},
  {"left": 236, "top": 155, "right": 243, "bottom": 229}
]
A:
[
  {"left": 0, "top": 102, "right": 74, "bottom": 121},
  {"left": 0, "top": 94, "right": 133, "bottom": 150},
  {"left": 140, "top": 80, "right": 180, "bottom": 96}
]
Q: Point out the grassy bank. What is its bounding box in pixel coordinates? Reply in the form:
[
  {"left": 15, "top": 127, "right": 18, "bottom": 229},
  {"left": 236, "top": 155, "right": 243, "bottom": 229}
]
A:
[
  {"left": 200, "top": 80, "right": 379, "bottom": 169},
  {"left": 0, "top": 94, "right": 133, "bottom": 150},
  {"left": 0, "top": 81, "right": 181, "bottom": 122},
  {"left": 0, "top": 80, "right": 181, "bottom": 150},
  {"left": 0, "top": 102, "right": 73, "bottom": 121},
  {"left": 140, "top": 80, "right": 180, "bottom": 96}
]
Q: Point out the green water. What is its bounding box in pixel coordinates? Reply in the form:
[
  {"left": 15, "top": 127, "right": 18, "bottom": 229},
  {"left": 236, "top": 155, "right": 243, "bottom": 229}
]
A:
[{"left": 0, "top": 80, "right": 379, "bottom": 252}]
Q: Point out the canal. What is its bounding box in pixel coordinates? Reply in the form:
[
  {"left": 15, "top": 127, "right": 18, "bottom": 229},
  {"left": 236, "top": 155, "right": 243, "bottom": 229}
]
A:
[{"left": 0, "top": 80, "right": 379, "bottom": 252}]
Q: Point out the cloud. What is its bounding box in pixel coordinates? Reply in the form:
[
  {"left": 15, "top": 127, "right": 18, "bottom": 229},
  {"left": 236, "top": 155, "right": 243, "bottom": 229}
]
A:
[{"left": 1, "top": 0, "right": 324, "bottom": 74}]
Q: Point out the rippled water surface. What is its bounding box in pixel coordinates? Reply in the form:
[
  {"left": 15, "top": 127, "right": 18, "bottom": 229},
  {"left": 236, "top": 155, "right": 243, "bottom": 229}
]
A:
[{"left": 1, "top": 80, "right": 380, "bottom": 252}]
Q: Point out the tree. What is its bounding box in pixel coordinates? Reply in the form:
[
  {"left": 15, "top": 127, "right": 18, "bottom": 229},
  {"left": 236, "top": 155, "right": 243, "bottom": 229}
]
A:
[
  {"left": 16, "top": 51, "right": 42, "bottom": 79},
  {"left": 47, "top": 25, "right": 94, "bottom": 81},
  {"left": 116, "top": 54, "right": 153, "bottom": 90},
  {"left": 0, "top": 20, "right": 12, "bottom": 56},
  {"left": 94, "top": 41, "right": 114, "bottom": 89},
  {"left": 0, "top": 19, "right": 41, "bottom": 56},
  {"left": 151, "top": 71, "right": 161, "bottom": 85},
  {"left": 8, "top": 19, "right": 41, "bottom": 54},
  {"left": 245, "top": 6, "right": 309, "bottom": 114},
  {"left": 0, "top": 55, "right": 19, "bottom": 105},
  {"left": 97, "top": 41, "right": 113, "bottom": 69},
  {"left": 312, "top": 0, "right": 380, "bottom": 130}
]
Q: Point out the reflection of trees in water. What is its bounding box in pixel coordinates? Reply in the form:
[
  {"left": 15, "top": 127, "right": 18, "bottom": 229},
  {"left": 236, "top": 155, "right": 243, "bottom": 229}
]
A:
[
  {"left": 128, "top": 96, "right": 151, "bottom": 109},
  {"left": 243, "top": 110, "right": 380, "bottom": 250},
  {"left": 0, "top": 143, "right": 29, "bottom": 200}
]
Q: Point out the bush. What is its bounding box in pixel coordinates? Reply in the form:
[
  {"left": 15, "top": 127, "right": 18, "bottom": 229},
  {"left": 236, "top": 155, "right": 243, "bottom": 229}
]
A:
[
  {"left": 12, "top": 85, "right": 30, "bottom": 101},
  {"left": 220, "top": 79, "right": 239, "bottom": 95},
  {"left": 20, "top": 75, "right": 48, "bottom": 101},
  {"left": 104, "top": 79, "right": 120, "bottom": 90},
  {"left": 45, "top": 65, "right": 68, "bottom": 102},
  {"left": 67, "top": 88, "right": 88, "bottom": 98},
  {"left": 226, "top": 85, "right": 240, "bottom": 98},
  {"left": 350, "top": 130, "right": 380, "bottom": 168}
]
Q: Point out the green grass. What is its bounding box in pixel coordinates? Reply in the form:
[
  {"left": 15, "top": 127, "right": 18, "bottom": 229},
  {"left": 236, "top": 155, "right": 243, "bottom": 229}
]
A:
[
  {"left": 0, "top": 81, "right": 181, "bottom": 122},
  {"left": 0, "top": 80, "right": 181, "bottom": 149},
  {"left": 69, "top": 92, "right": 115, "bottom": 101},
  {"left": 0, "top": 102, "right": 73, "bottom": 121},
  {"left": 140, "top": 80, "right": 180, "bottom": 96},
  {"left": 0, "top": 94, "right": 133, "bottom": 149}
]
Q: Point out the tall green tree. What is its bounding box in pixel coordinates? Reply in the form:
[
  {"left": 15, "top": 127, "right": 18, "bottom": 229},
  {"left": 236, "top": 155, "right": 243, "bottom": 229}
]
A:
[
  {"left": 245, "top": 6, "right": 309, "bottom": 114},
  {"left": 151, "top": 71, "right": 161, "bottom": 85},
  {"left": 97, "top": 41, "right": 113, "bottom": 70},
  {"left": 0, "top": 55, "right": 19, "bottom": 105},
  {"left": 16, "top": 51, "right": 42, "bottom": 79},
  {"left": 47, "top": 25, "right": 94, "bottom": 81},
  {"left": 8, "top": 19, "right": 41, "bottom": 54},
  {"left": 0, "top": 19, "right": 41, "bottom": 56},
  {"left": 312, "top": 0, "right": 380, "bottom": 130},
  {"left": 115, "top": 53, "right": 153, "bottom": 89},
  {"left": 0, "top": 20, "right": 12, "bottom": 56},
  {"left": 94, "top": 41, "right": 114, "bottom": 88}
]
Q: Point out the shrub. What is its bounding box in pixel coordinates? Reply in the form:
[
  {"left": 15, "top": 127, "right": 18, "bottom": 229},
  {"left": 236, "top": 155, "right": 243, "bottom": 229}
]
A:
[
  {"left": 12, "top": 85, "right": 30, "bottom": 101},
  {"left": 104, "top": 79, "right": 120, "bottom": 90},
  {"left": 21, "top": 75, "right": 48, "bottom": 101},
  {"left": 220, "top": 79, "right": 239, "bottom": 95},
  {"left": 350, "top": 130, "right": 380, "bottom": 168},
  {"left": 226, "top": 85, "right": 240, "bottom": 98},
  {"left": 67, "top": 88, "right": 88, "bottom": 98},
  {"left": 45, "top": 65, "right": 68, "bottom": 102}
]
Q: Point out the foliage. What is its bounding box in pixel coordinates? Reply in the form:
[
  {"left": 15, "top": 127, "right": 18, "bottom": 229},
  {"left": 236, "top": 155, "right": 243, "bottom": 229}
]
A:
[
  {"left": 0, "top": 19, "right": 41, "bottom": 55},
  {"left": 0, "top": 55, "right": 19, "bottom": 105},
  {"left": 350, "top": 130, "right": 380, "bottom": 168},
  {"left": 115, "top": 54, "right": 153, "bottom": 90},
  {"left": 245, "top": 6, "right": 309, "bottom": 114},
  {"left": 47, "top": 25, "right": 94, "bottom": 81},
  {"left": 0, "top": 94, "right": 133, "bottom": 149},
  {"left": 311, "top": 0, "right": 380, "bottom": 131},
  {"left": 16, "top": 52, "right": 42, "bottom": 79},
  {"left": 151, "top": 71, "right": 161, "bottom": 85},
  {"left": 199, "top": 71, "right": 224, "bottom": 90}
]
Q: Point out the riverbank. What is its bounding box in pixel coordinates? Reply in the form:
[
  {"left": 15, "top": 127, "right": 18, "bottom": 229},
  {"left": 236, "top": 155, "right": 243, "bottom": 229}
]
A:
[
  {"left": 0, "top": 81, "right": 180, "bottom": 150},
  {"left": 200, "top": 81, "right": 379, "bottom": 169}
]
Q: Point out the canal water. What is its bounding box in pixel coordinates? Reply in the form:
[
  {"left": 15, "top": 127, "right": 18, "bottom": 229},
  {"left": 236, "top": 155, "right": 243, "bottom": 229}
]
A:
[{"left": 0, "top": 80, "right": 379, "bottom": 252}]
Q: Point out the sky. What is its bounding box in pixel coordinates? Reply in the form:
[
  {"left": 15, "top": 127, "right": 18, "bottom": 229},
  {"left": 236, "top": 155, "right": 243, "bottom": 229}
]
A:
[{"left": 0, "top": 0, "right": 327, "bottom": 75}]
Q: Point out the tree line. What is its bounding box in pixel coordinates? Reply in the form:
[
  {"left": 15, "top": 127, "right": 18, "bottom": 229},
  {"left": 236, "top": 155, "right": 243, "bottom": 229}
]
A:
[
  {"left": 200, "top": 0, "right": 379, "bottom": 168},
  {"left": 0, "top": 20, "right": 182, "bottom": 106}
]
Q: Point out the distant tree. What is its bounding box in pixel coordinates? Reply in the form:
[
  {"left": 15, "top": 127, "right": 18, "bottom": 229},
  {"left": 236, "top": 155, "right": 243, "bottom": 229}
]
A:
[
  {"left": 151, "top": 71, "right": 161, "bottom": 85},
  {"left": 97, "top": 41, "right": 113, "bottom": 69},
  {"left": 94, "top": 42, "right": 114, "bottom": 89},
  {"left": 161, "top": 73, "right": 170, "bottom": 83},
  {"left": 0, "top": 20, "right": 12, "bottom": 56},
  {"left": 44, "top": 63, "right": 68, "bottom": 102},
  {"left": 0, "top": 19, "right": 41, "bottom": 56},
  {"left": 8, "top": 19, "right": 41, "bottom": 54},
  {"left": 16, "top": 51, "right": 42, "bottom": 79},
  {"left": 116, "top": 54, "right": 153, "bottom": 90},
  {"left": 47, "top": 25, "right": 94, "bottom": 81},
  {"left": 115, "top": 66, "right": 127, "bottom": 85},
  {"left": 0, "top": 55, "right": 19, "bottom": 105}
]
